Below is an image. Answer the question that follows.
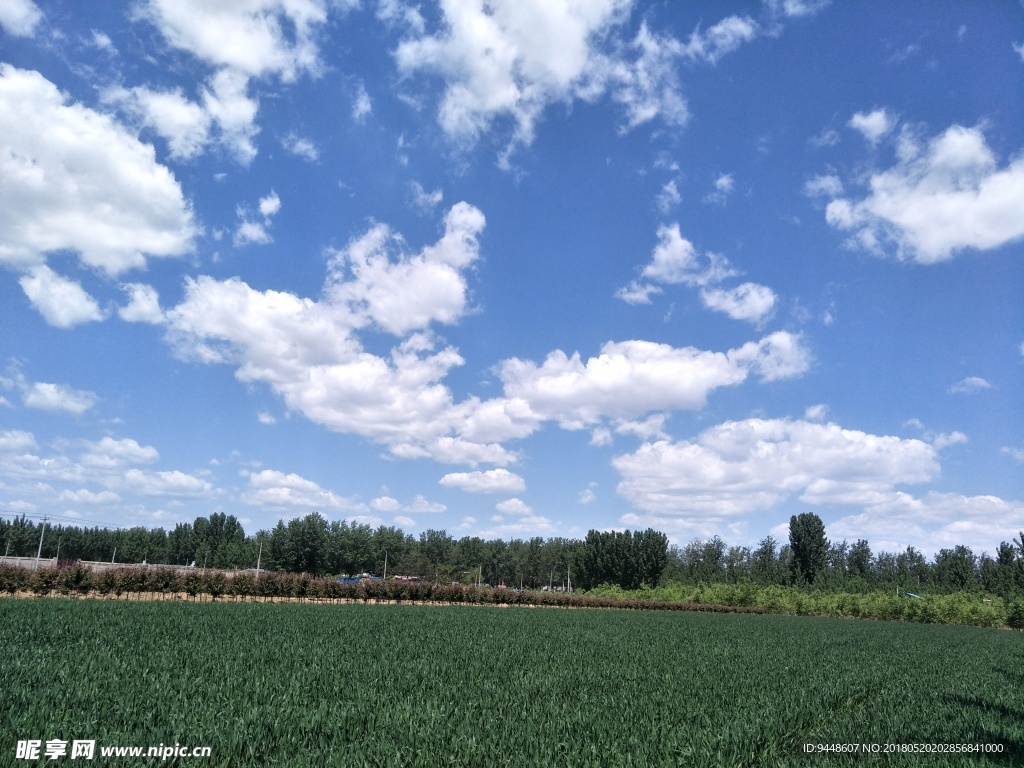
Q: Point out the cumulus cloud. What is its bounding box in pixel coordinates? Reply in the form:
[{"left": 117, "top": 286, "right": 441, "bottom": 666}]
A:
[
  {"left": 352, "top": 82, "right": 372, "bottom": 122},
  {"left": 119, "top": 283, "right": 165, "bottom": 324},
  {"left": 655, "top": 180, "right": 681, "bottom": 213},
  {"left": 579, "top": 487, "right": 596, "bottom": 505},
  {"left": 234, "top": 190, "right": 282, "bottom": 246},
  {"left": 136, "top": 0, "right": 331, "bottom": 81},
  {"left": 613, "top": 417, "right": 939, "bottom": 517},
  {"left": 119, "top": 0, "right": 338, "bottom": 164},
  {"left": 702, "top": 173, "right": 735, "bottom": 205},
  {"left": 827, "top": 491, "right": 1024, "bottom": 557},
  {"left": 104, "top": 85, "right": 212, "bottom": 160},
  {"left": 18, "top": 267, "right": 105, "bottom": 328},
  {"left": 823, "top": 123, "right": 1024, "bottom": 262},
  {"left": 372, "top": 494, "right": 445, "bottom": 513},
  {"left": 619, "top": 224, "right": 779, "bottom": 325},
  {"left": 166, "top": 203, "right": 515, "bottom": 466},
  {"left": 499, "top": 331, "right": 809, "bottom": 429},
  {"left": 804, "top": 174, "right": 843, "bottom": 197},
  {"left": 699, "top": 282, "right": 777, "bottom": 325},
  {"left": 282, "top": 133, "right": 319, "bottom": 161},
  {"left": 242, "top": 469, "right": 365, "bottom": 511},
  {"left": 682, "top": 16, "right": 758, "bottom": 64},
  {"left": 80, "top": 437, "right": 159, "bottom": 469},
  {"left": 23, "top": 382, "right": 98, "bottom": 415},
  {"left": 117, "top": 468, "right": 214, "bottom": 498},
  {"left": 409, "top": 181, "right": 443, "bottom": 214},
  {"left": 395, "top": 1, "right": 690, "bottom": 163},
  {"left": 0, "top": 66, "right": 198, "bottom": 277},
  {"left": 439, "top": 468, "right": 526, "bottom": 494},
  {"left": 0, "top": 0, "right": 42, "bottom": 36},
  {"left": 495, "top": 497, "right": 532, "bottom": 515},
  {"left": 165, "top": 202, "right": 807, "bottom": 467},
  {"left": 847, "top": 108, "right": 893, "bottom": 144},
  {"left": 614, "top": 280, "right": 662, "bottom": 305},
  {"left": 948, "top": 376, "right": 992, "bottom": 395}
]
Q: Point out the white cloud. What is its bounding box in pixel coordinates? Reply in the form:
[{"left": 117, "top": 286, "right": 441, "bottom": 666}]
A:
[
  {"left": 931, "top": 431, "right": 967, "bottom": 450},
  {"left": 699, "top": 282, "right": 777, "bottom": 325},
  {"left": 258, "top": 190, "right": 281, "bottom": 218},
  {"left": 234, "top": 220, "right": 272, "bottom": 247},
  {"left": 19, "top": 267, "right": 105, "bottom": 328},
  {"left": 371, "top": 495, "right": 401, "bottom": 512},
  {"left": 683, "top": 16, "right": 758, "bottom": 64},
  {"left": 119, "top": 283, "right": 165, "bottom": 324},
  {"left": 352, "top": 83, "right": 372, "bottom": 122},
  {"left": 394, "top": 515, "right": 416, "bottom": 527},
  {"left": 848, "top": 108, "right": 893, "bottom": 144},
  {"left": 91, "top": 30, "right": 115, "bottom": 53},
  {"left": 809, "top": 128, "right": 840, "bottom": 148},
  {"left": 242, "top": 469, "right": 365, "bottom": 511},
  {"left": 615, "top": 413, "right": 669, "bottom": 441},
  {"left": 378, "top": 0, "right": 425, "bottom": 34},
  {"left": 767, "top": 0, "right": 831, "bottom": 18},
  {"left": 0, "top": 0, "right": 42, "bottom": 36},
  {"left": 827, "top": 491, "right": 1024, "bottom": 557},
  {"left": 409, "top": 181, "right": 443, "bottom": 213},
  {"left": 638, "top": 224, "right": 738, "bottom": 287},
  {"left": 499, "top": 331, "right": 809, "bottom": 429},
  {"left": 1012, "top": 42, "right": 1024, "bottom": 62},
  {"left": 0, "top": 66, "right": 198, "bottom": 276},
  {"left": 23, "top": 382, "right": 98, "bottom": 415},
  {"left": 234, "top": 190, "right": 281, "bottom": 246},
  {"left": 439, "top": 468, "right": 526, "bottom": 494},
  {"left": 80, "top": 437, "right": 159, "bottom": 468},
  {"left": 1002, "top": 447, "right": 1024, "bottom": 464},
  {"left": 804, "top": 403, "right": 828, "bottom": 421},
  {"left": 282, "top": 133, "right": 319, "bottom": 161},
  {"left": 655, "top": 180, "right": 681, "bottom": 213},
  {"left": 495, "top": 497, "right": 532, "bottom": 515},
  {"left": 614, "top": 280, "right": 662, "bottom": 305},
  {"left": 613, "top": 417, "right": 939, "bottom": 518},
  {"left": 257, "top": 411, "right": 276, "bottom": 425},
  {"left": 105, "top": 85, "right": 212, "bottom": 160},
  {"left": 0, "top": 430, "right": 38, "bottom": 453},
  {"left": 579, "top": 487, "right": 596, "bottom": 505},
  {"left": 57, "top": 489, "right": 121, "bottom": 505},
  {"left": 395, "top": 2, "right": 688, "bottom": 162},
  {"left": 824, "top": 124, "right": 1024, "bottom": 262},
  {"left": 804, "top": 174, "right": 843, "bottom": 197},
  {"left": 137, "top": 0, "right": 331, "bottom": 81},
  {"left": 948, "top": 376, "right": 992, "bottom": 395},
  {"left": 200, "top": 69, "right": 260, "bottom": 164},
  {"left": 702, "top": 173, "right": 735, "bottom": 205},
  {"left": 166, "top": 204, "right": 514, "bottom": 466},
  {"left": 372, "top": 494, "right": 445, "bottom": 513},
  {"left": 611, "top": 22, "right": 689, "bottom": 133},
  {"left": 118, "top": 468, "right": 214, "bottom": 497}
]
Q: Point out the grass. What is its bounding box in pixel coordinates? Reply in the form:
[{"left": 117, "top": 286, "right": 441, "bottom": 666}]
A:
[{"left": 1, "top": 598, "right": 1021, "bottom": 767}]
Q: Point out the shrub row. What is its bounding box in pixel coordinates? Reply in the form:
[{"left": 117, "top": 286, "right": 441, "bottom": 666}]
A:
[
  {"left": 0, "top": 565, "right": 764, "bottom": 615},
  {"left": 586, "top": 581, "right": 1024, "bottom": 629}
]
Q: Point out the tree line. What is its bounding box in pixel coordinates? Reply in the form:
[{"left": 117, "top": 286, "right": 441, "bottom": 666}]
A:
[{"left": 3, "top": 511, "right": 1024, "bottom": 598}]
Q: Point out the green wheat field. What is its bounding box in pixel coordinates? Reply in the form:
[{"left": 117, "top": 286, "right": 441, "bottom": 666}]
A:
[{"left": 1, "top": 599, "right": 1021, "bottom": 767}]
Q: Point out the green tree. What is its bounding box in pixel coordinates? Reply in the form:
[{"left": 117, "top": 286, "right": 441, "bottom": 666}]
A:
[{"left": 789, "top": 513, "right": 829, "bottom": 586}]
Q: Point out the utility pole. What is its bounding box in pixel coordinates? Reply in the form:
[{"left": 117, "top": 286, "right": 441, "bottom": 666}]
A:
[
  {"left": 382, "top": 550, "right": 388, "bottom": 581},
  {"left": 35, "top": 516, "right": 48, "bottom": 570},
  {"left": 255, "top": 538, "right": 263, "bottom": 579},
  {"left": 111, "top": 547, "right": 117, "bottom": 564}
]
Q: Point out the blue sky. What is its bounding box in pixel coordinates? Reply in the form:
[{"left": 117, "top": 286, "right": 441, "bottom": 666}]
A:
[{"left": 1, "top": 0, "right": 1022, "bottom": 556}]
